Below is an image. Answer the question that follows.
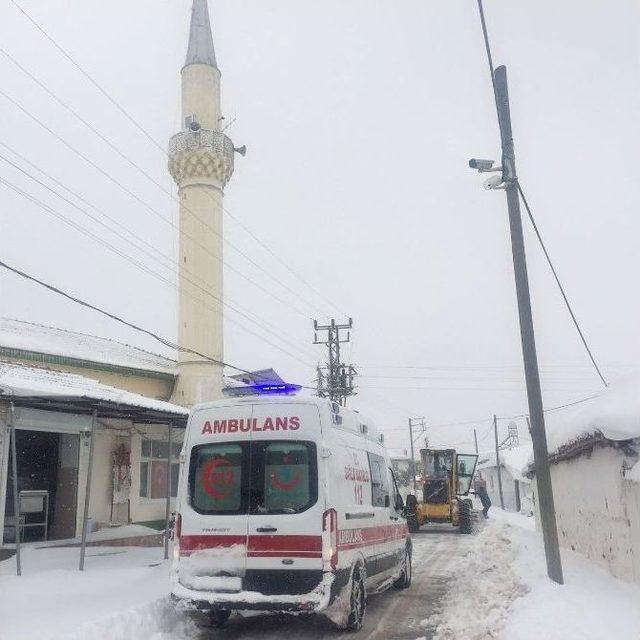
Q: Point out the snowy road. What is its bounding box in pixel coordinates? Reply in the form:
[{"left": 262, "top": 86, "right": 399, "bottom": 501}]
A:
[{"left": 189, "top": 525, "right": 474, "bottom": 640}]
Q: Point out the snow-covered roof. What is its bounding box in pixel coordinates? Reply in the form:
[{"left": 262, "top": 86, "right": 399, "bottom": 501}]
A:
[
  {"left": 477, "top": 443, "right": 533, "bottom": 482},
  {"left": 545, "top": 378, "right": 640, "bottom": 454},
  {"left": 0, "top": 361, "right": 187, "bottom": 417},
  {"left": 0, "top": 318, "right": 177, "bottom": 376}
]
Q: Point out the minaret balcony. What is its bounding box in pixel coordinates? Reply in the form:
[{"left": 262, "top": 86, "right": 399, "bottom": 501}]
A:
[{"left": 168, "top": 129, "right": 235, "bottom": 188}]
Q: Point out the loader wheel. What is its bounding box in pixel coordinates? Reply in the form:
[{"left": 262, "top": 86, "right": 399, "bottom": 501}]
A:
[
  {"left": 344, "top": 565, "right": 366, "bottom": 632},
  {"left": 459, "top": 500, "right": 472, "bottom": 534},
  {"left": 394, "top": 546, "right": 412, "bottom": 589},
  {"left": 208, "top": 609, "right": 231, "bottom": 628}
]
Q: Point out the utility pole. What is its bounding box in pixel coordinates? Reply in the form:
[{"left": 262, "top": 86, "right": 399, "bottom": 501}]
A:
[
  {"left": 493, "top": 414, "right": 505, "bottom": 510},
  {"left": 473, "top": 428, "right": 479, "bottom": 454},
  {"left": 494, "top": 65, "right": 564, "bottom": 584},
  {"left": 408, "top": 418, "right": 417, "bottom": 495},
  {"left": 313, "top": 318, "right": 357, "bottom": 406},
  {"left": 408, "top": 417, "right": 426, "bottom": 495}
]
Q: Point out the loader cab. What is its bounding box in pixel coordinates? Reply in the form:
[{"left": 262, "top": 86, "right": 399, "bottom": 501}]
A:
[{"left": 422, "top": 449, "right": 455, "bottom": 504}]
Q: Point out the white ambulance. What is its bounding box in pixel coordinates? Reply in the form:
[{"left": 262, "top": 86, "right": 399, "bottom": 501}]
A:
[{"left": 171, "top": 392, "right": 411, "bottom": 631}]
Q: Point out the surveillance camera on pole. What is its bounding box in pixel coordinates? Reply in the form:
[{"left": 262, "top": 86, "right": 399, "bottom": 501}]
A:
[{"left": 468, "top": 158, "right": 503, "bottom": 173}]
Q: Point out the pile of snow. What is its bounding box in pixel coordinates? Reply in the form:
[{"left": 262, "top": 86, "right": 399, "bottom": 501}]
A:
[
  {"left": 431, "top": 519, "right": 529, "bottom": 639},
  {"left": 545, "top": 378, "right": 640, "bottom": 455},
  {"left": 0, "top": 545, "right": 195, "bottom": 640},
  {"left": 431, "top": 510, "right": 640, "bottom": 640},
  {"left": 0, "top": 318, "right": 176, "bottom": 374},
  {"left": 0, "top": 361, "right": 187, "bottom": 416}
]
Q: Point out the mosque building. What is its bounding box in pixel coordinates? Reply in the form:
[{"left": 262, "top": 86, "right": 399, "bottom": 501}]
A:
[{"left": 0, "top": 0, "right": 233, "bottom": 543}]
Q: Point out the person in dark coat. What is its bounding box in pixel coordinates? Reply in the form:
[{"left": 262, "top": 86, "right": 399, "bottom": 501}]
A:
[{"left": 474, "top": 474, "right": 492, "bottom": 519}]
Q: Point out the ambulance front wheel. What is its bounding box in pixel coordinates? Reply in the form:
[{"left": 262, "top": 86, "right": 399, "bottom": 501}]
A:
[
  {"left": 345, "top": 565, "right": 366, "bottom": 632},
  {"left": 208, "top": 609, "right": 231, "bottom": 628},
  {"left": 394, "top": 546, "right": 412, "bottom": 589}
]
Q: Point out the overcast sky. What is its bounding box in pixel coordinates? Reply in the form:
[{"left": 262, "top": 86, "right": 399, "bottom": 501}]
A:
[{"left": 1, "top": 0, "right": 638, "bottom": 456}]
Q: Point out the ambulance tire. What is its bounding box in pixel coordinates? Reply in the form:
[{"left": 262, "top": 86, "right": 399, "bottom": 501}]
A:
[
  {"left": 459, "top": 500, "right": 472, "bottom": 534},
  {"left": 394, "top": 546, "right": 412, "bottom": 589},
  {"left": 208, "top": 609, "right": 231, "bottom": 628},
  {"left": 345, "top": 564, "right": 366, "bottom": 632}
]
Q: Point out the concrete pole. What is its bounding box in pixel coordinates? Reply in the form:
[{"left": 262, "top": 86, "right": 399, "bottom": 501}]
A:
[
  {"left": 493, "top": 415, "right": 505, "bottom": 510},
  {"left": 494, "top": 65, "right": 563, "bottom": 584},
  {"left": 9, "top": 403, "right": 21, "bottom": 576},
  {"left": 79, "top": 410, "right": 97, "bottom": 571},
  {"left": 408, "top": 419, "right": 417, "bottom": 495},
  {"left": 164, "top": 422, "right": 173, "bottom": 561}
]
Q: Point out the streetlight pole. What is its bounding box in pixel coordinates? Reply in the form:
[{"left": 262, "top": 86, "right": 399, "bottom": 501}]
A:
[{"left": 492, "top": 65, "right": 564, "bottom": 585}]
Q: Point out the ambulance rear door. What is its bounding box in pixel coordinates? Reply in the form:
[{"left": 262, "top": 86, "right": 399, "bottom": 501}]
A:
[{"left": 246, "top": 402, "right": 325, "bottom": 573}]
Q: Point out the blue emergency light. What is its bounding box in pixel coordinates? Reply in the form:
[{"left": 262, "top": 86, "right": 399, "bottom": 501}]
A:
[{"left": 222, "top": 382, "right": 302, "bottom": 397}]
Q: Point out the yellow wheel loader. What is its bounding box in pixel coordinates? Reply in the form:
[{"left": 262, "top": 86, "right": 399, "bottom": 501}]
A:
[{"left": 404, "top": 448, "right": 478, "bottom": 534}]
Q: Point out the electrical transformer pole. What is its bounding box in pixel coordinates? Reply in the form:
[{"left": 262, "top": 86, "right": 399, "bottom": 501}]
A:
[{"left": 313, "top": 318, "right": 357, "bottom": 406}]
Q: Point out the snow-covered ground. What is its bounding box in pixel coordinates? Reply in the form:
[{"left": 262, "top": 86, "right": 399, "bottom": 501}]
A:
[
  {"left": 432, "top": 508, "right": 640, "bottom": 640},
  {"left": 2, "top": 512, "right": 639, "bottom": 639},
  {"left": 0, "top": 546, "right": 194, "bottom": 640}
]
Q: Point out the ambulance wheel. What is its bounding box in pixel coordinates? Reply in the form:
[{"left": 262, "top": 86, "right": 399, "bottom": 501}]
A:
[
  {"left": 345, "top": 565, "right": 366, "bottom": 632},
  {"left": 394, "top": 546, "right": 412, "bottom": 589},
  {"left": 459, "top": 500, "right": 472, "bottom": 534},
  {"left": 208, "top": 609, "right": 231, "bottom": 628}
]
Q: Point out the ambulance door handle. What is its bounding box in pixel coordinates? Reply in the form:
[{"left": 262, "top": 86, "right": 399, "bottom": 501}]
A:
[{"left": 257, "top": 526, "right": 278, "bottom": 533}]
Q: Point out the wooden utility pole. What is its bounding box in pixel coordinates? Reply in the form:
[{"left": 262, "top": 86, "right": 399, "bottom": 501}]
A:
[
  {"left": 493, "top": 65, "right": 564, "bottom": 584},
  {"left": 493, "top": 414, "right": 505, "bottom": 510},
  {"left": 473, "top": 428, "right": 479, "bottom": 453}
]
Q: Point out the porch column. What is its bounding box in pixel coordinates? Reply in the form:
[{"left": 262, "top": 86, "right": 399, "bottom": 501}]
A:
[
  {"left": 164, "top": 422, "right": 173, "bottom": 560},
  {"left": 79, "top": 410, "right": 97, "bottom": 571}
]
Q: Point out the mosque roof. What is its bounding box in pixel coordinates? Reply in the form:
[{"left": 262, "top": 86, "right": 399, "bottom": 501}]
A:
[
  {"left": 0, "top": 318, "right": 177, "bottom": 377},
  {"left": 185, "top": 0, "right": 217, "bottom": 68}
]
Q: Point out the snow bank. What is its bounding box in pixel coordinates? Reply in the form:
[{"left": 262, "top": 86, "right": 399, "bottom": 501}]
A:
[
  {"left": 545, "top": 378, "right": 640, "bottom": 454},
  {"left": 0, "top": 545, "right": 192, "bottom": 640},
  {"left": 431, "top": 520, "right": 529, "bottom": 640},
  {"left": 431, "top": 513, "right": 640, "bottom": 640}
]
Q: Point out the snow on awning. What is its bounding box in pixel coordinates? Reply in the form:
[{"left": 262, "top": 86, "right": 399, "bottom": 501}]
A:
[{"left": 0, "top": 361, "right": 188, "bottom": 423}]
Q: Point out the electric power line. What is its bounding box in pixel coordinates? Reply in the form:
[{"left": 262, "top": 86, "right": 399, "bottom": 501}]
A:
[
  {"left": 0, "top": 145, "right": 319, "bottom": 364},
  {"left": 5, "top": 2, "right": 342, "bottom": 320},
  {"left": 0, "top": 177, "right": 315, "bottom": 370},
  {"left": 517, "top": 183, "right": 608, "bottom": 387}
]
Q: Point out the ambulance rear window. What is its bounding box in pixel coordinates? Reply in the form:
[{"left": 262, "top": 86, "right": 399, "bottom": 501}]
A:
[
  {"left": 188, "top": 440, "right": 317, "bottom": 515},
  {"left": 255, "top": 442, "right": 316, "bottom": 515},
  {"left": 190, "top": 443, "right": 246, "bottom": 514}
]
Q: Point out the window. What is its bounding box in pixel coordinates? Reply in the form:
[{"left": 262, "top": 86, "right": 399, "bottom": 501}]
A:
[
  {"left": 456, "top": 454, "right": 478, "bottom": 495},
  {"left": 139, "top": 437, "right": 181, "bottom": 499},
  {"left": 190, "top": 443, "right": 246, "bottom": 514},
  {"left": 368, "top": 452, "right": 389, "bottom": 507},
  {"left": 188, "top": 440, "right": 317, "bottom": 515}
]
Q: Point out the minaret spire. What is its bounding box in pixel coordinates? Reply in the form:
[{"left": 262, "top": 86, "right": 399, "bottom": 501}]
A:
[{"left": 185, "top": 0, "right": 217, "bottom": 68}]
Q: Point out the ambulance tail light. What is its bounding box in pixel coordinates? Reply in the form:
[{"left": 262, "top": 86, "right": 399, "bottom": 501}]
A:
[{"left": 323, "top": 508, "right": 338, "bottom": 569}]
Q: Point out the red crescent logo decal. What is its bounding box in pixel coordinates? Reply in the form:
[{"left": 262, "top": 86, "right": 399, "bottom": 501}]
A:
[
  {"left": 270, "top": 469, "right": 302, "bottom": 492},
  {"left": 202, "top": 458, "right": 234, "bottom": 498}
]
